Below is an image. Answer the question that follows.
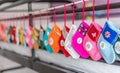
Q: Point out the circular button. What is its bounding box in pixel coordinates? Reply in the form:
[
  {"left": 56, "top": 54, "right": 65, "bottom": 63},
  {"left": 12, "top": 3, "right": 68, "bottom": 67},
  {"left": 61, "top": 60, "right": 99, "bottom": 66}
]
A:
[
  {"left": 49, "top": 38, "right": 53, "bottom": 45},
  {"left": 44, "top": 40, "right": 48, "bottom": 46},
  {"left": 60, "top": 40, "right": 64, "bottom": 46},
  {"left": 32, "top": 38, "right": 34, "bottom": 44},
  {"left": 115, "top": 42, "right": 120, "bottom": 54},
  {"left": 85, "top": 42, "right": 92, "bottom": 51},
  {"left": 100, "top": 41, "right": 106, "bottom": 50},
  {"left": 47, "top": 32, "right": 49, "bottom": 36},
  {"left": 77, "top": 37, "right": 82, "bottom": 44}
]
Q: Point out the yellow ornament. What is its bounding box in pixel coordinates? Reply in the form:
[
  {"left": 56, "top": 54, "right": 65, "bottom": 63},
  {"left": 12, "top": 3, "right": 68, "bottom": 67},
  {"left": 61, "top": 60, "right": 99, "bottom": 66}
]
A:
[
  {"left": 32, "top": 27, "right": 39, "bottom": 50},
  {"left": 19, "top": 26, "right": 24, "bottom": 46}
]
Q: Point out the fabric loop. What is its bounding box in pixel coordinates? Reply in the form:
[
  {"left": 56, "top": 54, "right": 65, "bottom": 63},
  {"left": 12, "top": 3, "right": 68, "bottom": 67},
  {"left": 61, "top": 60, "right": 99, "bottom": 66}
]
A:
[
  {"left": 92, "top": 0, "right": 95, "bottom": 22},
  {"left": 82, "top": 0, "right": 85, "bottom": 21},
  {"left": 32, "top": 13, "right": 36, "bottom": 26},
  {"left": 46, "top": 9, "right": 49, "bottom": 26},
  {"left": 107, "top": 0, "right": 110, "bottom": 20},
  {"left": 40, "top": 11, "right": 42, "bottom": 25},
  {"left": 54, "top": 7, "right": 56, "bottom": 24},
  {"left": 72, "top": 1, "right": 74, "bottom": 25},
  {"left": 64, "top": 4, "right": 66, "bottom": 27}
]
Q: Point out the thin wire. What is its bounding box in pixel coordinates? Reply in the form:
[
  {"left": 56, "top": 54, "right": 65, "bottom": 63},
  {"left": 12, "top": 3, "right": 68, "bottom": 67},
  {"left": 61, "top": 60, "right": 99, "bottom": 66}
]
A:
[
  {"left": 40, "top": 10, "right": 44, "bottom": 30},
  {"left": 32, "top": 12, "right": 36, "bottom": 26},
  {"left": 107, "top": 0, "right": 110, "bottom": 20},
  {"left": 82, "top": 0, "right": 85, "bottom": 21},
  {"left": 15, "top": 14, "right": 18, "bottom": 26},
  {"left": 28, "top": 0, "right": 88, "bottom": 15},
  {"left": 92, "top": 0, "right": 95, "bottom": 22},
  {"left": 54, "top": 7, "right": 56, "bottom": 24},
  {"left": 72, "top": 0, "right": 74, "bottom": 24},
  {"left": 46, "top": 9, "right": 49, "bottom": 26},
  {"left": 28, "top": 14, "right": 30, "bottom": 26},
  {"left": 20, "top": 14, "right": 23, "bottom": 26},
  {"left": 64, "top": 4, "right": 66, "bottom": 26},
  {"left": 40, "top": 10, "right": 42, "bottom": 25},
  {"left": 23, "top": 13, "right": 26, "bottom": 26}
]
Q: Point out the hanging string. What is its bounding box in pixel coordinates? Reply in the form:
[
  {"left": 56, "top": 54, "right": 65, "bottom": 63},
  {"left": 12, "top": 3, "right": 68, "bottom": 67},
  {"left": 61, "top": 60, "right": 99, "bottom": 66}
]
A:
[
  {"left": 46, "top": 9, "right": 49, "bottom": 26},
  {"left": 28, "top": 14, "right": 30, "bottom": 26},
  {"left": 92, "top": 0, "right": 95, "bottom": 22},
  {"left": 82, "top": 0, "right": 85, "bottom": 21},
  {"left": 20, "top": 14, "right": 23, "bottom": 26},
  {"left": 40, "top": 10, "right": 43, "bottom": 30},
  {"left": 9, "top": 16, "right": 12, "bottom": 26},
  {"left": 107, "top": 0, "right": 110, "bottom": 20},
  {"left": 4, "top": 15, "right": 6, "bottom": 25},
  {"left": 8, "top": 16, "right": 10, "bottom": 25},
  {"left": 40, "top": 10, "right": 42, "bottom": 25},
  {"left": 9, "top": 15, "right": 11, "bottom": 25},
  {"left": 12, "top": 16, "right": 14, "bottom": 26},
  {"left": 2, "top": 16, "right": 4, "bottom": 24},
  {"left": 54, "top": 7, "right": 56, "bottom": 24},
  {"left": 13, "top": 15, "right": 16, "bottom": 26},
  {"left": 8, "top": 16, "right": 10, "bottom": 26},
  {"left": 64, "top": 4, "right": 66, "bottom": 26},
  {"left": 5, "top": 15, "right": 7, "bottom": 24},
  {"left": 10, "top": 16, "right": 13, "bottom": 26},
  {"left": 72, "top": 0, "right": 74, "bottom": 24},
  {"left": 16, "top": 14, "right": 20, "bottom": 27},
  {"left": 15, "top": 14, "right": 17, "bottom": 26},
  {"left": 40, "top": 11, "right": 44, "bottom": 30},
  {"left": 23, "top": 14, "right": 26, "bottom": 27},
  {"left": 32, "top": 12, "right": 36, "bottom": 26}
]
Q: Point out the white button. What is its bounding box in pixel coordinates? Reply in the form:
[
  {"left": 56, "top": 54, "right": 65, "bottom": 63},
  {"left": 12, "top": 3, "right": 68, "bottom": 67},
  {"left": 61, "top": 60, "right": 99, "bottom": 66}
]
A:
[
  {"left": 32, "top": 38, "right": 34, "bottom": 44},
  {"left": 100, "top": 41, "right": 106, "bottom": 50},
  {"left": 115, "top": 42, "right": 120, "bottom": 54},
  {"left": 44, "top": 40, "right": 48, "bottom": 46},
  {"left": 60, "top": 40, "right": 64, "bottom": 46},
  {"left": 77, "top": 37, "right": 82, "bottom": 44},
  {"left": 47, "top": 31, "right": 49, "bottom": 36},
  {"left": 85, "top": 42, "right": 92, "bottom": 51},
  {"left": 49, "top": 38, "right": 53, "bottom": 45}
]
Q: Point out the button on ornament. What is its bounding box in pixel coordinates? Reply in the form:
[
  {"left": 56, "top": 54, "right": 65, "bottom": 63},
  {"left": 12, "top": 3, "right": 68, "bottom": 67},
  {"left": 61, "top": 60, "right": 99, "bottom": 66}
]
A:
[{"left": 85, "top": 42, "right": 92, "bottom": 51}]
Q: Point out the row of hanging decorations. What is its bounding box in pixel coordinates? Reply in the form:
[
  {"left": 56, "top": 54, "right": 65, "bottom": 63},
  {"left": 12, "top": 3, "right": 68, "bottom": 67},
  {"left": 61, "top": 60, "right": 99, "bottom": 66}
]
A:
[{"left": 0, "top": 0, "right": 120, "bottom": 64}]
